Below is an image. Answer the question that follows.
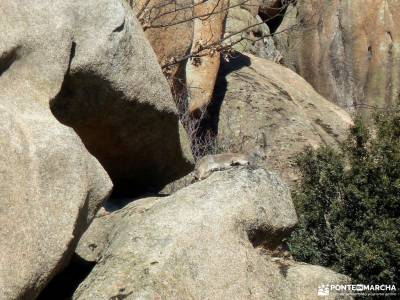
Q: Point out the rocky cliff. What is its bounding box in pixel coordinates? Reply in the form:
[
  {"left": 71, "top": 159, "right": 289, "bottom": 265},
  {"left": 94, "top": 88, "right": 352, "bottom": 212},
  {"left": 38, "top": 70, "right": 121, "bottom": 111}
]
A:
[
  {"left": 6, "top": 0, "right": 397, "bottom": 299},
  {"left": 274, "top": 0, "right": 400, "bottom": 115}
]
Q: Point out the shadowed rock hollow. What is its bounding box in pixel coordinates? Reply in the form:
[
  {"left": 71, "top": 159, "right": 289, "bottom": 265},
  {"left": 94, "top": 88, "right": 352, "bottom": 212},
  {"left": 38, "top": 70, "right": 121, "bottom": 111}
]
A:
[
  {"left": 0, "top": 1, "right": 115, "bottom": 298},
  {"left": 49, "top": 0, "right": 193, "bottom": 196}
]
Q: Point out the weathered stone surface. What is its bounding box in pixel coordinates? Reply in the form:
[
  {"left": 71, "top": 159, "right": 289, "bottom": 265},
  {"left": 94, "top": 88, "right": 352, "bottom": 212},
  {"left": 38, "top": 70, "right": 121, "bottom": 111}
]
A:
[
  {"left": 49, "top": 0, "right": 193, "bottom": 195},
  {"left": 0, "top": 1, "right": 114, "bottom": 298},
  {"left": 73, "top": 168, "right": 349, "bottom": 299},
  {"left": 73, "top": 168, "right": 296, "bottom": 299},
  {"left": 185, "top": 0, "right": 229, "bottom": 114},
  {"left": 275, "top": 0, "right": 400, "bottom": 115},
  {"left": 132, "top": 0, "right": 228, "bottom": 114},
  {"left": 0, "top": 103, "right": 112, "bottom": 300},
  {"left": 224, "top": 0, "right": 281, "bottom": 60},
  {"left": 158, "top": 171, "right": 195, "bottom": 195},
  {"left": 0, "top": 0, "right": 195, "bottom": 297},
  {"left": 213, "top": 54, "right": 352, "bottom": 184},
  {"left": 132, "top": 0, "right": 194, "bottom": 79},
  {"left": 282, "top": 263, "right": 352, "bottom": 300},
  {"left": 75, "top": 211, "right": 117, "bottom": 263}
]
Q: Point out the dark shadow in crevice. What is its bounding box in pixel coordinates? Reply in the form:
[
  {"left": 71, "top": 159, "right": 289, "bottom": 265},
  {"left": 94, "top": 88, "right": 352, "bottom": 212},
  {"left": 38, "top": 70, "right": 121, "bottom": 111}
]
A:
[
  {"left": 186, "top": 53, "right": 251, "bottom": 157},
  {"left": 248, "top": 228, "right": 282, "bottom": 249},
  {"left": 51, "top": 70, "right": 193, "bottom": 198},
  {"left": 198, "top": 53, "right": 251, "bottom": 142},
  {"left": 247, "top": 224, "right": 294, "bottom": 251},
  {"left": 247, "top": 227, "right": 293, "bottom": 277},
  {"left": 259, "top": 0, "right": 293, "bottom": 33},
  {"left": 0, "top": 46, "right": 20, "bottom": 77},
  {"left": 276, "top": 260, "right": 290, "bottom": 278},
  {"left": 113, "top": 19, "right": 125, "bottom": 33},
  {"left": 103, "top": 192, "right": 170, "bottom": 212},
  {"left": 37, "top": 255, "right": 95, "bottom": 300},
  {"left": 247, "top": 226, "right": 293, "bottom": 278},
  {"left": 67, "top": 42, "right": 76, "bottom": 74}
]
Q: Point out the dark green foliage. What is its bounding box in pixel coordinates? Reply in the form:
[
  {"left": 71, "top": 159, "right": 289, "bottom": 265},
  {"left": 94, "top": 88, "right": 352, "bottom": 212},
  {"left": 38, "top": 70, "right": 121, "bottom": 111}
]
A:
[{"left": 288, "top": 104, "right": 400, "bottom": 286}]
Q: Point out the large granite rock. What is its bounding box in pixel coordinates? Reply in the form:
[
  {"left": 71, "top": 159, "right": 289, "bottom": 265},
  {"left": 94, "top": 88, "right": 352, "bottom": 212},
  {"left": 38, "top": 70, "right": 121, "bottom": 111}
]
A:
[
  {"left": 275, "top": 0, "right": 400, "bottom": 115},
  {"left": 0, "top": 104, "right": 112, "bottom": 300},
  {"left": 132, "top": 0, "right": 194, "bottom": 81},
  {"left": 74, "top": 168, "right": 350, "bottom": 299},
  {"left": 224, "top": 0, "right": 281, "bottom": 60},
  {"left": 50, "top": 0, "right": 193, "bottom": 195},
  {"left": 0, "top": 1, "right": 114, "bottom": 298},
  {"left": 131, "top": 0, "right": 228, "bottom": 114},
  {"left": 213, "top": 54, "right": 352, "bottom": 184},
  {"left": 282, "top": 263, "right": 352, "bottom": 300},
  {"left": 0, "top": 0, "right": 195, "bottom": 297},
  {"left": 75, "top": 210, "right": 118, "bottom": 263}
]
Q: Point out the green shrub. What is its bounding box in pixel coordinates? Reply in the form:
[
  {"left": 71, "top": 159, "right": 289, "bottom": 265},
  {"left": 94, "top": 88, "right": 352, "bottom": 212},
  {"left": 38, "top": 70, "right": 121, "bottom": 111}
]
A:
[{"left": 288, "top": 104, "right": 400, "bottom": 286}]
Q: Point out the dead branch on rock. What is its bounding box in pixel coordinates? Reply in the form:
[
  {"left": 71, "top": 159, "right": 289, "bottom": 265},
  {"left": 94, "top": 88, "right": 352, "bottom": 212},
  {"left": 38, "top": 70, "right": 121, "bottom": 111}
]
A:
[
  {"left": 132, "top": 0, "right": 318, "bottom": 72},
  {"left": 162, "top": 21, "right": 298, "bottom": 70},
  {"left": 159, "top": 2, "right": 301, "bottom": 70},
  {"left": 172, "top": 83, "right": 218, "bottom": 160},
  {"left": 131, "top": 0, "right": 314, "bottom": 159}
]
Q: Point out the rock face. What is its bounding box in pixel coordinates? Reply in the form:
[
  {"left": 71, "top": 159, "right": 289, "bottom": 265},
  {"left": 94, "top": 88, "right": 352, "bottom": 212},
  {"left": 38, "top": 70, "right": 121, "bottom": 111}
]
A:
[
  {"left": 0, "top": 1, "right": 113, "bottom": 298},
  {"left": 75, "top": 211, "right": 117, "bottom": 263},
  {"left": 224, "top": 0, "right": 281, "bottom": 60},
  {"left": 185, "top": 0, "right": 229, "bottom": 114},
  {"left": 194, "top": 153, "right": 251, "bottom": 180},
  {"left": 132, "top": 0, "right": 194, "bottom": 81},
  {"left": 280, "top": 263, "right": 352, "bottom": 300},
  {"left": 49, "top": 0, "right": 193, "bottom": 195},
  {"left": 0, "top": 104, "right": 111, "bottom": 300},
  {"left": 213, "top": 54, "right": 352, "bottom": 184},
  {"left": 0, "top": 0, "right": 196, "bottom": 297},
  {"left": 275, "top": 0, "right": 400, "bottom": 114},
  {"left": 132, "top": 0, "right": 228, "bottom": 114},
  {"left": 73, "top": 168, "right": 294, "bottom": 299},
  {"left": 74, "top": 168, "right": 349, "bottom": 299}
]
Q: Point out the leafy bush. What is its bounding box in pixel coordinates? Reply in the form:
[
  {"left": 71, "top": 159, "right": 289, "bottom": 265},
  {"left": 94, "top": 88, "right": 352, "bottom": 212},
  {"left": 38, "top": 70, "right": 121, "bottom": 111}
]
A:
[{"left": 288, "top": 105, "right": 400, "bottom": 286}]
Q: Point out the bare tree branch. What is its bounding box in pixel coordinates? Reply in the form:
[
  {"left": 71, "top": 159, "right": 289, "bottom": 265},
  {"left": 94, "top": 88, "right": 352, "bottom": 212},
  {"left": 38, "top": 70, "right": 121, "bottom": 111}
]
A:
[
  {"left": 160, "top": 4, "right": 299, "bottom": 69},
  {"left": 136, "top": 0, "right": 152, "bottom": 19}
]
